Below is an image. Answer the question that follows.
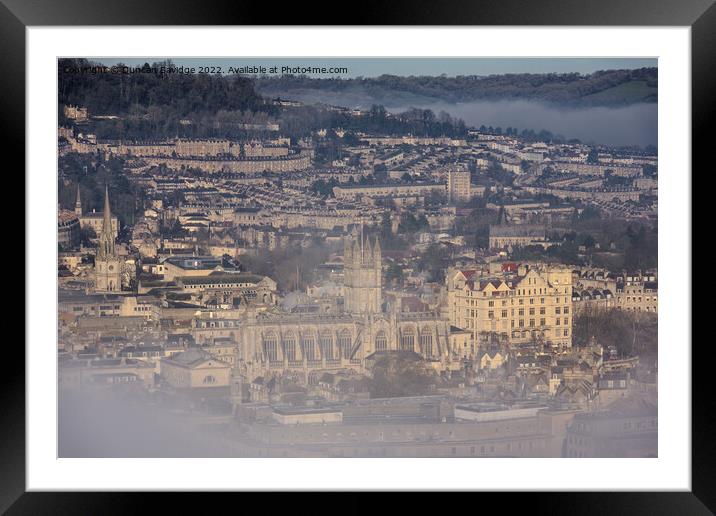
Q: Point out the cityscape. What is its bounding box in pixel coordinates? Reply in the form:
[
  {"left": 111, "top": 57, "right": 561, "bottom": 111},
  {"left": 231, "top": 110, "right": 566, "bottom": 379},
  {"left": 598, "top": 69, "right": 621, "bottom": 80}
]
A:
[{"left": 57, "top": 58, "right": 658, "bottom": 458}]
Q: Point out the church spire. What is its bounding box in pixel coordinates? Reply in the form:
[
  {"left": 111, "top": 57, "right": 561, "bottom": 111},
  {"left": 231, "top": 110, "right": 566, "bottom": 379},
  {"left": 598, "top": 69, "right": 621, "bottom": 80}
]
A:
[
  {"left": 103, "top": 184, "right": 112, "bottom": 233},
  {"left": 97, "top": 184, "right": 116, "bottom": 259},
  {"left": 74, "top": 183, "right": 82, "bottom": 215}
]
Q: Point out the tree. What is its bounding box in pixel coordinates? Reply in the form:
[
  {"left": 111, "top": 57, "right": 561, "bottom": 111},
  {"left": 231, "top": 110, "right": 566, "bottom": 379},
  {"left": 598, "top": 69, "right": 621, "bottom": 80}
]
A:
[
  {"left": 573, "top": 307, "right": 657, "bottom": 358},
  {"left": 79, "top": 225, "right": 97, "bottom": 246},
  {"left": 586, "top": 148, "right": 599, "bottom": 164},
  {"left": 425, "top": 189, "right": 447, "bottom": 208},
  {"left": 643, "top": 164, "right": 657, "bottom": 178},
  {"left": 385, "top": 261, "right": 404, "bottom": 286},
  {"left": 368, "top": 353, "right": 436, "bottom": 398}
]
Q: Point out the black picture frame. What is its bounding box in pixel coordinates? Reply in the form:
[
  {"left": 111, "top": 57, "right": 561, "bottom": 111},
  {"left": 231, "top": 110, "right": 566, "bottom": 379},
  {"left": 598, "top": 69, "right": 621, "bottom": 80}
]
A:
[{"left": 5, "top": 0, "right": 708, "bottom": 511}]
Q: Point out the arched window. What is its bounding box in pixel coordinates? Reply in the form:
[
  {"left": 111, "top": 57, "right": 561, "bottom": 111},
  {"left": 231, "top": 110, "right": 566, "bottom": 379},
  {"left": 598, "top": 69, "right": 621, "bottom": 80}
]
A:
[
  {"left": 302, "top": 333, "right": 316, "bottom": 361},
  {"left": 375, "top": 331, "right": 388, "bottom": 351},
  {"left": 203, "top": 375, "right": 216, "bottom": 384},
  {"left": 339, "top": 330, "right": 352, "bottom": 359},
  {"left": 283, "top": 332, "right": 296, "bottom": 361},
  {"left": 263, "top": 332, "right": 278, "bottom": 361},
  {"left": 420, "top": 327, "right": 433, "bottom": 357},
  {"left": 320, "top": 333, "right": 334, "bottom": 360},
  {"left": 401, "top": 328, "right": 415, "bottom": 351}
]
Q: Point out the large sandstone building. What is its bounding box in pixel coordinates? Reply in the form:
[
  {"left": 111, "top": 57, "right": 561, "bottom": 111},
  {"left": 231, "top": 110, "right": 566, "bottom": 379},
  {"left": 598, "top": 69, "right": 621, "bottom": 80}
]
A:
[{"left": 446, "top": 265, "right": 573, "bottom": 348}]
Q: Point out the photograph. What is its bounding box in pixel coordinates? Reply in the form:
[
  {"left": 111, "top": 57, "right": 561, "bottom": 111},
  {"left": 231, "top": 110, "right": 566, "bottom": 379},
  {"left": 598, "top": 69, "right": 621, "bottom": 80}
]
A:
[{"left": 56, "top": 56, "right": 659, "bottom": 459}]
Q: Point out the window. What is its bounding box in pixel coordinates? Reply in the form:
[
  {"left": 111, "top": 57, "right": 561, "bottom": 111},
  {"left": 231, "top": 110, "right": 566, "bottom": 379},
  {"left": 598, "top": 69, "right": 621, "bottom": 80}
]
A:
[
  {"left": 302, "top": 334, "right": 316, "bottom": 361},
  {"left": 375, "top": 331, "right": 388, "bottom": 351},
  {"left": 202, "top": 375, "right": 216, "bottom": 384},
  {"left": 401, "top": 329, "right": 415, "bottom": 351},
  {"left": 283, "top": 333, "right": 296, "bottom": 361},
  {"left": 339, "top": 330, "right": 352, "bottom": 359},
  {"left": 420, "top": 328, "right": 433, "bottom": 356},
  {"left": 263, "top": 333, "right": 278, "bottom": 361}
]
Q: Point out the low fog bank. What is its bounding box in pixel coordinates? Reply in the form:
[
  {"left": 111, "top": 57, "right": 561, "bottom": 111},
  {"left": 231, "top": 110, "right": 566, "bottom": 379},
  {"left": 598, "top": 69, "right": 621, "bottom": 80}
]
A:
[
  {"left": 58, "top": 391, "right": 231, "bottom": 457},
  {"left": 400, "top": 100, "right": 657, "bottom": 147},
  {"left": 257, "top": 86, "right": 656, "bottom": 147}
]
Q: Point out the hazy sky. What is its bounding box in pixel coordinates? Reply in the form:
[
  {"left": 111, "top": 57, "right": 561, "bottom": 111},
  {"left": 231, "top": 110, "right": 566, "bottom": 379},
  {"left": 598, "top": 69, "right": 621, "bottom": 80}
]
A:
[{"left": 93, "top": 57, "right": 656, "bottom": 78}]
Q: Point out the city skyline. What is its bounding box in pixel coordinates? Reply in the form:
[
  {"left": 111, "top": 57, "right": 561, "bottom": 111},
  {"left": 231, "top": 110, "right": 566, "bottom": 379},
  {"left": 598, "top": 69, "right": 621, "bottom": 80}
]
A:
[{"left": 56, "top": 57, "right": 658, "bottom": 459}]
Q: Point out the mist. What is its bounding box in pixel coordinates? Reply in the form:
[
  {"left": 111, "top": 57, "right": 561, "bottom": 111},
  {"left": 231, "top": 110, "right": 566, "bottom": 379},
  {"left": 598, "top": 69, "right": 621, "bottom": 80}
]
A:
[
  {"left": 391, "top": 100, "right": 657, "bottom": 147},
  {"left": 59, "top": 391, "right": 232, "bottom": 457},
  {"left": 256, "top": 86, "right": 656, "bottom": 147}
]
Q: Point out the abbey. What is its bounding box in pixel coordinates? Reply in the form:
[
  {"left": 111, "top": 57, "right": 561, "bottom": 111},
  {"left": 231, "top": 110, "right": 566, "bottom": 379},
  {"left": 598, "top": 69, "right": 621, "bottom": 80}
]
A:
[{"left": 192, "top": 232, "right": 462, "bottom": 383}]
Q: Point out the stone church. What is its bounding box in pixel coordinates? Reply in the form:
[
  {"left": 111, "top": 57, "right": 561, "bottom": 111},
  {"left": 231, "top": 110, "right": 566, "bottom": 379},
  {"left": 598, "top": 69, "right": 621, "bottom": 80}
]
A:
[
  {"left": 94, "top": 186, "right": 122, "bottom": 293},
  {"left": 193, "top": 231, "right": 464, "bottom": 384}
]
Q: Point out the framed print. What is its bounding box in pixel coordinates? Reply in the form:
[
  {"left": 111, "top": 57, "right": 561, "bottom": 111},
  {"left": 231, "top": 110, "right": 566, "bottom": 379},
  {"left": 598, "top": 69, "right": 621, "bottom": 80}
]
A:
[{"left": 5, "top": 0, "right": 710, "bottom": 511}]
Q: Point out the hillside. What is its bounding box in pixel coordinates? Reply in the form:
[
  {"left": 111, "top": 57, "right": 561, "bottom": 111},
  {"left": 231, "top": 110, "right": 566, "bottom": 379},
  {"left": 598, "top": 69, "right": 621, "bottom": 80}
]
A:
[{"left": 254, "top": 68, "right": 658, "bottom": 108}]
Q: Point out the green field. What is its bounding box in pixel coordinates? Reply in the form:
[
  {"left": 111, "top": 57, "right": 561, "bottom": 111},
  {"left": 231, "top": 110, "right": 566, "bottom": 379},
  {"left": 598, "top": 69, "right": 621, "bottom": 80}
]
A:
[{"left": 582, "top": 80, "right": 657, "bottom": 104}]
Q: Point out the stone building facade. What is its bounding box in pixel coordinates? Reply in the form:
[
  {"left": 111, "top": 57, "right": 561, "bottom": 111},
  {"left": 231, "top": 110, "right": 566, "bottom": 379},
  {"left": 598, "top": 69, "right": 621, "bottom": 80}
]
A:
[{"left": 446, "top": 265, "right": 573, "bottom": 348}]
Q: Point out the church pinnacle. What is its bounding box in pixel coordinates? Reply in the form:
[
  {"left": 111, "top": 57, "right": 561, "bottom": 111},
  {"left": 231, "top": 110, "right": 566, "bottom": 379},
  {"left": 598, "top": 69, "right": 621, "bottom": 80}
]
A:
[{"left": 373, "top": 236, "right": 381, "bottom": 262}]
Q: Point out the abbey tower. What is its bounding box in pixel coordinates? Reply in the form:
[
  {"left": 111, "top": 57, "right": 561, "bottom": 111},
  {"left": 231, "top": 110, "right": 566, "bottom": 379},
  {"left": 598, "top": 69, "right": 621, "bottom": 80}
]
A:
[{"left": 343, "top": 231, "right": 382, "bottom": 315}]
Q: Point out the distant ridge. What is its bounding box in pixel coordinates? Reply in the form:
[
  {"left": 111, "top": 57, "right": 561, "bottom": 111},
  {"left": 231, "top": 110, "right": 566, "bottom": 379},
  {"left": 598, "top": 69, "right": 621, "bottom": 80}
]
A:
[{"left": 254, "top": 68, "right": 658, "bottom": 108}]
